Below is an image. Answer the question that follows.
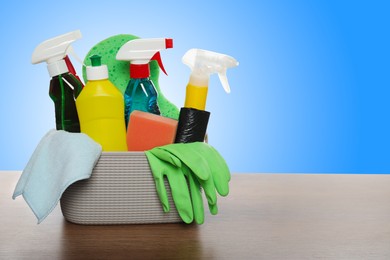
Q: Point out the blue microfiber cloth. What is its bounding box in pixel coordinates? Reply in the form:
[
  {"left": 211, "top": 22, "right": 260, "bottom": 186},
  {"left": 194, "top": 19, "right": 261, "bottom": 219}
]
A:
[{"left": 13, "top": 129, "right": 102, "bottom": 223}]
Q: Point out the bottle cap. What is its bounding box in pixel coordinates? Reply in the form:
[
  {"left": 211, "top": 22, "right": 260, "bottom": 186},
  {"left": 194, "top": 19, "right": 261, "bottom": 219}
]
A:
[
  {"left": 86, "top": 55, "right": 109, "bottom": 80},
  {"left": 91, "top": 54, "right": 102, "bottom": 66},
  {"left": 47, "top": 59, "right": 68, "bottom": 77}
]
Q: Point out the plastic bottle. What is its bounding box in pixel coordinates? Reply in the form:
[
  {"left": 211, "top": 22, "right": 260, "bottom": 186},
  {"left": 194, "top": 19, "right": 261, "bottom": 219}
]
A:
[
  {"left": 31, "top": 30, "right": 84, "bottom": 132},
  {"left": 76, "top": 55, "right": 128, "bottom": 151},
  {"left": 174, "top": 49, "right": 238, "bottom": 143},
  {"left": 116, "top": 38, "right": 173, "bottom": 127},
  {"left": 182, "top": 49, "right": 239, "bottom": 110}
]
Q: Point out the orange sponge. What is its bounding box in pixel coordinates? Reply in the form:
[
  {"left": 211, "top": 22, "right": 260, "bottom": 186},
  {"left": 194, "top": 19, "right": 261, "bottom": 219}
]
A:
[{"left": 127, "top": 110, "right": 178, "bottom": 151}]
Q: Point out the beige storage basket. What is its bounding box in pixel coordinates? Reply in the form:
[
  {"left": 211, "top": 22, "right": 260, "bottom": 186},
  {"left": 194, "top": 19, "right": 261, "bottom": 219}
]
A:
[{"left": 60, "top": 152, "right": 182, "bottom": 225}]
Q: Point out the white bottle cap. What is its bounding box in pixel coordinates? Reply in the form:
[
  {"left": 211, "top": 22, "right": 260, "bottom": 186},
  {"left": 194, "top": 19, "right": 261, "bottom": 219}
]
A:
[
  {"left": 47, "top": 59, "right": 69, "bottom": 77},
  {"left": 86, "top": 54, "right": 108, "bottom": 80},
  {"left": 86, "top": 65, "right": 108, "bottom": 80}
]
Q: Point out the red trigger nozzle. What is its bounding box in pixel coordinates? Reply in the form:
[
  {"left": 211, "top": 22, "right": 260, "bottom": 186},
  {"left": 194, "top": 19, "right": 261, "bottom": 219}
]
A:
[{"left": 152, "top": 52, "right": 168, "bottom": 75}]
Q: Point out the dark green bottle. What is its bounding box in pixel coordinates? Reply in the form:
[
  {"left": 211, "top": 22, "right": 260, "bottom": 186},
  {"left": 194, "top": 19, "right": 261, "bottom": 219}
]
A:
[
  {"left": 49, "top": 72, "right": 83, "bottom": 132},
  {"left": 31, "top": 30, "right": 84, "bottom": 132}
]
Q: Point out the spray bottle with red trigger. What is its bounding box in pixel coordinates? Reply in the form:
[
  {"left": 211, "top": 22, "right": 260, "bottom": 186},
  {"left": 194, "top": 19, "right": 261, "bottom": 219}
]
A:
[
  {"left": 31, "top": 30, "right": 84, "bottom": 132},
  {"left": 116, "top": 38, "right": 173, "bottom": 127}
]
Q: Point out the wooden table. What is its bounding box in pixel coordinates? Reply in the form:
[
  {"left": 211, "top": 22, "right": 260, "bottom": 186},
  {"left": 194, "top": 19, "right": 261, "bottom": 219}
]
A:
[{"left": 1, "top": 171, "right": 390, "bottom": 259}]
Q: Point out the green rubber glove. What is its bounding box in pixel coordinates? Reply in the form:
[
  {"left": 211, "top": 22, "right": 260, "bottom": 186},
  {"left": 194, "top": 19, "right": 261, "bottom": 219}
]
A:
[
  {"left": 156, "top": 142, "right": 231, "bottom": 196},
  {"left": 149, "top": 142, "right": 231, "bottom": 222},
  {"left": 148, "top": 148, "right": 205, "bottom": 224},
  {"left": 182, "top": 165, "right": 205, "bottom": 224},
  {"left": 149, "top": 146, "right": 218, "bottom": 215},
  {"left": 144, "top": 151, "right": 193, "bottom": 224}
]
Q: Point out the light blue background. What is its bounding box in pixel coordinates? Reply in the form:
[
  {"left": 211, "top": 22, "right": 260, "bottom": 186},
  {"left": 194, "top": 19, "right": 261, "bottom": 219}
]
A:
[{"left": 1, "top": 1, "right": 389, "bottom": 173}]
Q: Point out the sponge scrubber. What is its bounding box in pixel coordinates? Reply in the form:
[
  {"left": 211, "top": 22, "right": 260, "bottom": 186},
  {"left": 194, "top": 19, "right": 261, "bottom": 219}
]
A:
[{"left": 127, "top": 110, "right": 178, "bottom": 151}]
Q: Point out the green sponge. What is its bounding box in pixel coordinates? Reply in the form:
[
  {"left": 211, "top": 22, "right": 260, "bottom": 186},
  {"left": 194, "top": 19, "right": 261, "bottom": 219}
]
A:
[{"left": 82, "top": 34, "right": 179, "bottom": 120}]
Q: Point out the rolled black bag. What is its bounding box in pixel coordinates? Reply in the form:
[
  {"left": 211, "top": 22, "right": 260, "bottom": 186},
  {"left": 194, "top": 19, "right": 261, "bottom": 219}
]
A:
[{"left": 174, "top": 107, "right": 210, "bottom": 143}]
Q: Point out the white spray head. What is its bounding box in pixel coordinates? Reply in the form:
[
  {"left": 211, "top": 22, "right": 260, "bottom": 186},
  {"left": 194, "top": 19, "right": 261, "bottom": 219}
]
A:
[
  {"left": 182, "top": 49, "right": 238, "bottom": 93},
  {"left": 116, "top": 38, "right": 173, "bottom": 78},
  {"left": 31, "top": 30, "right": 82, "bottom": 77}
]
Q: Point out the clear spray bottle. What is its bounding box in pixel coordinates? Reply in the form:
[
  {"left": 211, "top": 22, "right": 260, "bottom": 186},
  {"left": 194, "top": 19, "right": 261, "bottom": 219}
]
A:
[{"left": 175, "top": 48, "right": 238, "bottom": 143}]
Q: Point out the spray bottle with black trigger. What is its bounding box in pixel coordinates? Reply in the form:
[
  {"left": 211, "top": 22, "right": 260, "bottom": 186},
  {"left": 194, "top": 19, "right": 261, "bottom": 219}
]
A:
[
  {"left": 175, "top": 49, "right": 238, "bottom": 143},
  {"left": 32, "top": 30, "right": 84, "bottom": 132}
]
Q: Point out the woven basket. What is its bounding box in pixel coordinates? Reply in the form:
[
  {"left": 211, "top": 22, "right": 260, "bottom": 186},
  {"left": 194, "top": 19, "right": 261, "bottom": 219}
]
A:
[{"left": 60, "top": 152, "right": 182, "bottom": 225}]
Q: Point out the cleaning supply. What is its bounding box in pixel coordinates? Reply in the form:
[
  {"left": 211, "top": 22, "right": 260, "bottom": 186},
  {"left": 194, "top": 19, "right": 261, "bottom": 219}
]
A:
[
  {"left": 12, "top": 129, "right": 102, "bottom": 223},
  {"left": 64, "top": 55, "right": 84, "bottom": 85},
  {"left": 175, "top": 108, "right": 210, "bottom": 143},
  {"left": 76, "top": 55, "right": 128, "bottom": 151},
  {"left": 182, "top": 49, "right": 238, "bottom": 110},
  {"left": 127, "top": 110, "right": 178, "bottom": 151},
  {"left": 155, "top": 142, "right": 231, "bottom": 196},
  {"left": 82, "top": 34, "right": 179, "bottom": 120},
  {"left": 116, "top": 38, "right": 173, "bottom": 126},
  {"left": 144, "top": 152, "right": 193, "bottom": 224},
  {"left": 175, "top": 49, "right": 238, "bottom": 143},
  {"left": 32, "top": 30, "right": 84, "bottom": 132},
  {"left": 146, "top": 142, "right": 231, "bottom": 224}
]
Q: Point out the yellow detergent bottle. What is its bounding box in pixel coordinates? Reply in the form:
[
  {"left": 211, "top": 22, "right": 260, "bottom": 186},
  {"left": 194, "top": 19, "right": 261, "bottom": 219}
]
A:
[{"left": 76, "top": 55, "right": 128, "bottom": 151}]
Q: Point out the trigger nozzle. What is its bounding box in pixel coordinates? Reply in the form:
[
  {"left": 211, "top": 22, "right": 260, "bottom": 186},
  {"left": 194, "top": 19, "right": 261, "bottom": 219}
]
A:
[
  {"left": 152, "top": 52, "right": 168, "bottom": 75},
  {"left": 218, "top": 73, "right": 231, "bottom": 93}
]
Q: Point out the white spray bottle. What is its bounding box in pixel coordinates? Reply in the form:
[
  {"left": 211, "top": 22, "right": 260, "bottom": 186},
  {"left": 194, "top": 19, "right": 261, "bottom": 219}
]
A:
[
  {"left": 116, "top": 38, "right": 173, "bottom": 127},
  {"left": 31, "top": 30, "right": 84, "bottom": 132},
  {"left": 175, "top": 48, "right": 238, "bottom": 143}
]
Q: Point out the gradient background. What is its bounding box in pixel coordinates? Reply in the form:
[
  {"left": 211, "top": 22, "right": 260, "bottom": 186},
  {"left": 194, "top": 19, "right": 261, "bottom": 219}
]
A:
[{"left": 1, "top": 1, "right": 389, "bottom": 173}]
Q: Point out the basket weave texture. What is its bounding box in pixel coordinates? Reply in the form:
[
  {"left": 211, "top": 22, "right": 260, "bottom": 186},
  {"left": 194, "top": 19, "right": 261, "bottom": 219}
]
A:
[{"left": 60, "top": 152, "right": 182, "bottom": 225}]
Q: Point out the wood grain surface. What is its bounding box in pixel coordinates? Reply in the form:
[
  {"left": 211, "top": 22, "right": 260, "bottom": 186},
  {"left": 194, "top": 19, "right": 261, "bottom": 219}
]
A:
[{"left": 1, "top": 171, "right": 390, "bottom": 259}]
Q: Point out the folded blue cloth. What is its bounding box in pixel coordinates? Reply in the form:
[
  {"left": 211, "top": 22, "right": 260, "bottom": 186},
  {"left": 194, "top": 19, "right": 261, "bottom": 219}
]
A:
[{"left": 13, "top": 129, "right": 102, "bottom": 223}]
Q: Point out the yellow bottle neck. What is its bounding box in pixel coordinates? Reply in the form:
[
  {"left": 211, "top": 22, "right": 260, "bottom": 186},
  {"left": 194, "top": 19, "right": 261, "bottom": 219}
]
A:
[{"left": 184, "top": 83, "right": 208, "bottom": 110}]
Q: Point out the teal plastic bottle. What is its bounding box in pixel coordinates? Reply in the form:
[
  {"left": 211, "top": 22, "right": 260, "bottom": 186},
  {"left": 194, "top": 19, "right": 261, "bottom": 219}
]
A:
[
  {"left": 116, "top": 38, "right": 173, "bottom": 127},
  {"left": 124, "top": 76, "right": 160, "bottom": 126}
]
